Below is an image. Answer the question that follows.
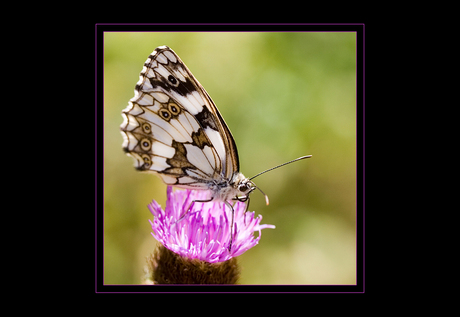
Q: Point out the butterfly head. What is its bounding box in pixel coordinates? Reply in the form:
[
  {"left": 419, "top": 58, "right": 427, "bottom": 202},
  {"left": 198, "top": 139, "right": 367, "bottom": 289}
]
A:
[
  {"left": 236, "top": 178, "right": 256, "bottom": 196},
  {"left": 233, "top": 174, "right": 269, "bottom": 205}
]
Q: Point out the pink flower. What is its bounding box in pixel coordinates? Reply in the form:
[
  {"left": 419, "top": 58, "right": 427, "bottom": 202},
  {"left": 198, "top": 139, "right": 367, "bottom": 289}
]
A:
[{"left": 148, "top": 186, "right": 275, "bottom": 263}]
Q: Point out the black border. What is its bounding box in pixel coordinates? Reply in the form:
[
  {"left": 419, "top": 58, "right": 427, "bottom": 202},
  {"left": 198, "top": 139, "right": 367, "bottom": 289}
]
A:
[{"left": 95, "top": 23, "right": 365, "bottom": 294}]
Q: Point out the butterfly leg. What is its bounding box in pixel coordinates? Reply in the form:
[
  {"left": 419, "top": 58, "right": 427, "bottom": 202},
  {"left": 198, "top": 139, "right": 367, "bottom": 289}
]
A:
[
  {"left": 224, "top": 201, "right": 235, "bottom": 251},
  {"left": 234, "top": 195, "right": 251, "bottom": 225},
  {"left": 189, "top": 197, "right": 213, "bottom": 209},
  {"left": 177, "top": 197, "right": 213, "bottom": 223},
  {"left": 243, "top": 197, "right": 251, "bottom": 225}
]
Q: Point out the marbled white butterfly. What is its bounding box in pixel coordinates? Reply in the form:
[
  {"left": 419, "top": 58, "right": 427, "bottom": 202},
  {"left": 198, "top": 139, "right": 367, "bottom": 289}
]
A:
[{"left": 120, "top": 45, "right": 311, "bottom": 221}]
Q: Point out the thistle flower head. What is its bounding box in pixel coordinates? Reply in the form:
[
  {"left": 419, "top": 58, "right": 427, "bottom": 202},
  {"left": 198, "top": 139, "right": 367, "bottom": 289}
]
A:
[{"left": 148, "top": 186, "right": 275, "bottom": 263}]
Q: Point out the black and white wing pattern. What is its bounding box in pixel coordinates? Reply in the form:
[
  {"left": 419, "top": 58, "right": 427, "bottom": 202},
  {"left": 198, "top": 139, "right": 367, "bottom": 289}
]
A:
[{"left": 121, "top": 46, "right": 253, "bottom": 202}]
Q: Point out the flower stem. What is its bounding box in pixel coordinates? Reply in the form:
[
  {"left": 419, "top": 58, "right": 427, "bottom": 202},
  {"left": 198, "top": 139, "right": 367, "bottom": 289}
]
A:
[{"left": 145, "top": 244, "right": 240, "bottom": 284}]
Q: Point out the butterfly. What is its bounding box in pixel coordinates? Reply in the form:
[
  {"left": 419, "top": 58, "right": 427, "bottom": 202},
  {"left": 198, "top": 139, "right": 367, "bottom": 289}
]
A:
[{"left": 120, "top": 46, "right": 310, "bottom": 246}]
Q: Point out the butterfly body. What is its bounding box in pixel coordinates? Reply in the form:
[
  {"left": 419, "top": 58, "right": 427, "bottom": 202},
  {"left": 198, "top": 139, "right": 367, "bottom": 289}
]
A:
[
  {"left": 208, "top": 172, "right": 253, "bottom": 202},
  {"left": 121, "top": 46, "right": 255, "bottom": 204}
]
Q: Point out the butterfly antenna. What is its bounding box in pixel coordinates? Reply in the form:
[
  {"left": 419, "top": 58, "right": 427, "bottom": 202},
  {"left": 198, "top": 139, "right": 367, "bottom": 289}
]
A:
[
  {"left": 249, "top": 155, "right": 312, "bottom": 181},
  {"left": 256, "top": 185, "right": 270, "bottom": 205}
]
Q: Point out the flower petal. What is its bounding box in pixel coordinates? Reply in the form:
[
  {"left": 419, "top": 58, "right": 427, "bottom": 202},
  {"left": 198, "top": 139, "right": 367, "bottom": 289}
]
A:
[{"left": 149, "top": 186, "right": 275, "bottom": 262}]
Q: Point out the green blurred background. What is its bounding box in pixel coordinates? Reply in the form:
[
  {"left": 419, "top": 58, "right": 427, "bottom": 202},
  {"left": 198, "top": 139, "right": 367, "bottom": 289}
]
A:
[{"left": 104, "top": 32, "right": 356, "bottom": 284}]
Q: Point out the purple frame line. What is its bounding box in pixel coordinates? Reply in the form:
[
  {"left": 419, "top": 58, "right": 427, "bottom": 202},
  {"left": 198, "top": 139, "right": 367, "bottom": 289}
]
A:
[{"left": 95, "top": 23, "right": 365, "bottom": 293}]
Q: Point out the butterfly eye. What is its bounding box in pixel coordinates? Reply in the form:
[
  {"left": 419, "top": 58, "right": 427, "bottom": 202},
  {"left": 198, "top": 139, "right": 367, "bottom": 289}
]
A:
[
  {"left": 167, "top": 75, "right": 179, "bottom": 87},
  {"left": 238, "top": 183, "right": 250, "bottom": 193},
  {"left": 140, "top": 138, "right": 151, "bottom": 151},
  {"left": 168, "top": 103, "right": 180, "bottom": 115}
]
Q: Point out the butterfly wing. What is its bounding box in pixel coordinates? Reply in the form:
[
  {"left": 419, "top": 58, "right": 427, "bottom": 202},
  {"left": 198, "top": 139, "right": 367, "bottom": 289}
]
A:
[{"left": 120, "top": 46, "right": 239, "bottom": 189}]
